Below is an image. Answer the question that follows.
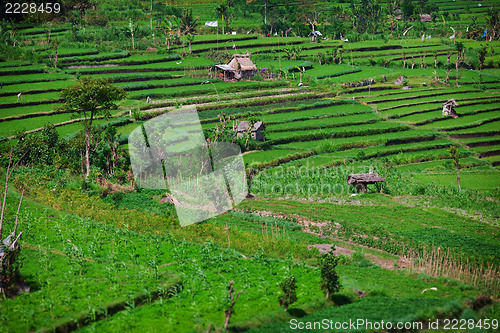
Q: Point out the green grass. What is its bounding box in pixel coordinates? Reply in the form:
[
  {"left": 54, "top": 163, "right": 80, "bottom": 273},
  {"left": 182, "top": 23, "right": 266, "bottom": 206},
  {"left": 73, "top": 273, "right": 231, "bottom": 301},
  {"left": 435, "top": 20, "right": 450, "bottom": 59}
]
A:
[
  {"left": 394, "top": 158, "right": 485, "bottom": 173},
  {"left": 254, "top": 296, "right": 462, "bottom": 333},
  {"left": 0, "top": 91, "right": 61, "bottom": 105},
  {"left": 243, "top": 149, "right": 298, "bottom": 165},
  {"left": 448, "top": 120, "right": 500, "bottom": 134},
  {"left": 382, "top": 99, "right": 500, "bottom": 119},
  {"left": 259, "top": 102, "right": 372, "bottom": 123},
  {"left": 313, "top": 66, "right": 392, "bottom": 83},
  {"left": 115, "top": 77, "right": 211, "bottom": 90},
  {"left": 0, "top": 176, "right": 327, "bottom": 332},
  {"left": 470, "top": 144, "right": 500, "bottom": 154},
  {"left": 395, "top": 102, "right": 500, "bottom": 123},
  {"left": 267, "top": 113, "right": 380, "bottom": 132},
  {"left": 274, "top": 128, "right": 431, "bottom": 150},
  {"left": 0, "top": 191, "right": 180, "bottom": 333},
  {"left": 0, "top": 72, "right": 72, "bottom": 85},
  {"left": 0, "top": 80, "right": 72, "bottom": 94},
  {"left": 114, "top": 122, "right": 142, "bottom": 136},
  {"left": 66, "top": 56, "right": 215, "bottom": 74},
  {"left": 367, "top": 87, "right": 484, "bottom": 104},
  {"left": 266, "top": 121, "right": 406, "bottom": 140},
  {"left": 238, "top": 199, "right": 500, "bottom": 266},
  {"left": 411, "top": 171, "right": 500, "bottom": 192},
  {"left": 376, "top": 92, "right": 495, "bottom": 110},
  {"left": 418, "top": 110, "right": 500, "bottom": 130},
  {"left": 0, "top": 64, "right": 46, "bottom": 74},
  {"left": 0, "top": 103, "right": 61, "bottom": 119},
  {"left": 0, "top": 113, "right": 72, "bottom": 137},
  {"left": 57, "top": 119, "right": 109, "bottom": 138},
  {"left": 127, "top": 80, "right": 288, "bottom": 100}
]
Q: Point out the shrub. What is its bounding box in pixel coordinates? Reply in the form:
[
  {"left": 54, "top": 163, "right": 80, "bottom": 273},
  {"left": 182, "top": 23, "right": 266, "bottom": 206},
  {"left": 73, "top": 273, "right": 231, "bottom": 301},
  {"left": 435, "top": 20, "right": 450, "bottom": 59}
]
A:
[
  {"left": 278, "top": 275, "right": 297, "bottom": 311},
  {"left": 319, "top": 249, "right": 341, "bottom": 300}
]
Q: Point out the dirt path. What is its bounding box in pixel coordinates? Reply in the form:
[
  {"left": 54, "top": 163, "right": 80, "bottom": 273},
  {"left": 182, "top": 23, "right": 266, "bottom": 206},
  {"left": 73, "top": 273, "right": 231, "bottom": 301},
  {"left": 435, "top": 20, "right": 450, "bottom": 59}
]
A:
[{"left": 248, "top": 209, "right": 410, "bottom": 270}]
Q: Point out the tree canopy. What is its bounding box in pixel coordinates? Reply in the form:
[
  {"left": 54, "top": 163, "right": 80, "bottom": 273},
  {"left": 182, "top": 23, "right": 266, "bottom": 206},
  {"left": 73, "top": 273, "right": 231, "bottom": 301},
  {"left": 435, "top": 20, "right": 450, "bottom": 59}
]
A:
[{"left": 61, "top": 76, "right": 126, "bottom": 123}]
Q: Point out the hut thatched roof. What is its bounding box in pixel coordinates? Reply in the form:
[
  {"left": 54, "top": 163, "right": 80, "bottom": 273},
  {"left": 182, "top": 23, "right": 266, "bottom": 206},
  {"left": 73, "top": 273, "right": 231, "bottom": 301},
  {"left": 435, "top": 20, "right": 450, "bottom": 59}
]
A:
[
  {"left": 420, "top": 14, "right": 432, "bottom": 22},
  {"left": 228, "top": 51, "right": 257, "bottom": 71},
  {"left": 347, "top": 173, "right": 385, "bottom": 185},
  {"left": 236, "top": 121, "right": 264, "bottom": 132}
]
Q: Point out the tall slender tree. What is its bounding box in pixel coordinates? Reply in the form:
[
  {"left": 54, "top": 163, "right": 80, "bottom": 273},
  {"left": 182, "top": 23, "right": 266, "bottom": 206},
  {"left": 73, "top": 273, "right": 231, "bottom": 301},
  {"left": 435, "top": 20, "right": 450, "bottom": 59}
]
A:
[{"left": 60, "top": 77, "right": 126, "bottom": 179}]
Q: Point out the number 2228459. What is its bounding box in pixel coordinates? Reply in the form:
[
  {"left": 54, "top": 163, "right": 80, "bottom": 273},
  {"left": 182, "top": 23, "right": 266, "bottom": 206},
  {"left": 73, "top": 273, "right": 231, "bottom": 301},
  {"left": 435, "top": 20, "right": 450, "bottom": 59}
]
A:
[{"left": 5, "top": 3, "right": 61, "bottom": 14}]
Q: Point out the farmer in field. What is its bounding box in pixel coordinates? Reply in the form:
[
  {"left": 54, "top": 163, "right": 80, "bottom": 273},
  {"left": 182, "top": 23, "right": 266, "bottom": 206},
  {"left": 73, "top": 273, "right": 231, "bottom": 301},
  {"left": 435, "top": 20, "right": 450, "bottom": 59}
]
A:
[
  {"left": 442, "top": 99, "right": 458, "bottom": 118},
  {"left": 16, "top": 93, "right": 22, "bottom": 102}
]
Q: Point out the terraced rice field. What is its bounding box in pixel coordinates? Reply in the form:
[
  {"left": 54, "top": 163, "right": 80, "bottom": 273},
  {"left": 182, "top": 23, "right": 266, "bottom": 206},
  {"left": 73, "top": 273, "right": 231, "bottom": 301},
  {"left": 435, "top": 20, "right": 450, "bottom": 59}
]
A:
[
  {"left": 1, "top": 33, "right": 498, "bottom": 172},
  {"left": 1, "top": 1, "right": 500, "bottom": 332}
]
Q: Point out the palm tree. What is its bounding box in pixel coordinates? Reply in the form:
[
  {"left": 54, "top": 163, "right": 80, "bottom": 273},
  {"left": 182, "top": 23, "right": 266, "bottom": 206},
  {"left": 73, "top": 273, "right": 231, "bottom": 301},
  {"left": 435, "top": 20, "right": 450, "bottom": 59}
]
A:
[
  {"left": 179, "top": 8, "right": 198, "bottom": 35},
  {"left": 215, "top": 2, "right": 232, "bottom": 34}
]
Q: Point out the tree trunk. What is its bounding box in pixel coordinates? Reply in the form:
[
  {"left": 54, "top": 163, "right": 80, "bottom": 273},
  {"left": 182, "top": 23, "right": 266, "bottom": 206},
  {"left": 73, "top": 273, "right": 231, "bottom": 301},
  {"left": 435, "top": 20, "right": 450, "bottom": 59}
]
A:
[
  {"left": 445, "top": 69, "right": 451, "bottom": 83},
  {"left": 54, "top": 48, "right": 58, "bottom": 69},
  {"left": 0, "top": 167, "right": 9, "bottom": 239},
  {"left": 85, "top": 126, "right": 91, "bottom": 179},
  {"left": 264, "top": 0, "right": 267, "bottom": 26},
  {"left": 150, "top": 0, "right": 153, "bottom": 32}
]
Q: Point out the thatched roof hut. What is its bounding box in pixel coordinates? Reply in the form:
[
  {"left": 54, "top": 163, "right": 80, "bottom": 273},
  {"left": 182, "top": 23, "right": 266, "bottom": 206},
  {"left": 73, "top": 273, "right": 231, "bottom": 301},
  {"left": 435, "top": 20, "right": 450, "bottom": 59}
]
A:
[
  {"left": 211, "top": 51, "right": 257, "bottom": 81},
  {"left": 420, "top": 14, "right": 432, "bottom": 22},
  {"left": 235, "top": 121, "right": 265, "bottom": 141},
  {"left": 228, "top": 52, "right": 257, "bottom": 72},
  {"left": 347, "top": 173, "right": 385, "bottom": 192}
]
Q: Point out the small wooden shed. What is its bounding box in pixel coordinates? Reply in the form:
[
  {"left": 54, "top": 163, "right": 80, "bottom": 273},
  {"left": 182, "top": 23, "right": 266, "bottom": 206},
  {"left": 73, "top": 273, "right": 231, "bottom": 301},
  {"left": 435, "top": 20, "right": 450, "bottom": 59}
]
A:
[
  {"left": 347, "top": 173, "right": 385, "bottom": 193},
  {"left": 211, "top": 51, "right": 257, "bottom": 81},
  {"left": 235, "top": 121, "right": 265, "bottom": 141},
  {"left": 211, "top": 64, "right": 237, "bottom": 81}
]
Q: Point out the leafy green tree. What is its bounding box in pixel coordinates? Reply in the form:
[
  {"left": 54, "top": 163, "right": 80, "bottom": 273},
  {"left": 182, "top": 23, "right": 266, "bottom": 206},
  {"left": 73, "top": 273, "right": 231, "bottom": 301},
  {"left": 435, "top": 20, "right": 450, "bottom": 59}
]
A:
[
  {"left": 64, "top": 0, "right": 95, "bottom": 20},
  {"left": 162, "top": 18, "right": 178, "bottom": 50},
  {"left": 401, "top": 0, "right": 415, "bottom": 21},
  {"left": 97, "top": 125, "right": 124, "bottom": 176},
  {"left": 247, "top": 0, "right": 269, "bottom": 27},
  {"left": 319, "top": 248, "right": 341, "bottom": 300},
  {"left": 60, "top": 76, "right": 126, "bottom": 179},
  {"left": 351, "top": 0, "right": 382, "bottom": 34},
  {"left": 297, "top": 0, "right": 320, "bottom": 32},
  {"left": 417, "top": 0, "right": 428, "bottom": 14}
]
